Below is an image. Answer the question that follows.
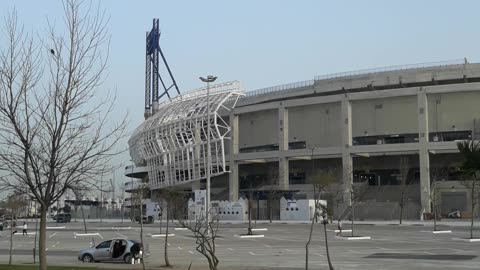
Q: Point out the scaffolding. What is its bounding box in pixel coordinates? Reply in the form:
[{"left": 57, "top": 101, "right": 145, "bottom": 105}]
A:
[{"left": 129, "top": 81, "right": 243, "bottom": 189}]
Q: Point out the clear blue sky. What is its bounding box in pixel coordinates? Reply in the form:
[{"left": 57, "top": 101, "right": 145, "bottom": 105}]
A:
[{"left": 1, "top": 0, "right": 479, "bottom": 189}]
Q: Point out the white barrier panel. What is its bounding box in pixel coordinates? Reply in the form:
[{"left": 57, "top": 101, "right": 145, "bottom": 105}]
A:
[
  {"left": 214, "top": 199, "right": 248, "bottom": 221},
  {"left": 188, "top": 194, "right": 248, "bottom": 221},
  {"left": 234, "top": 234, "right": 265, "bottom": 238},
  {"left": 151, "top": 233, "right": 175, "bottom": 237},
  {"left": 46, "top": 226, "right": 66, "bottom": 229},
  {"left": 74, "top": 232, "right": 103, "bottom": 239},
  {"left": 280, "top": 197, "right": 327, "bottom": 221},
  {"left": 251, "top": 228, "right": 268, "bottom": 231}
]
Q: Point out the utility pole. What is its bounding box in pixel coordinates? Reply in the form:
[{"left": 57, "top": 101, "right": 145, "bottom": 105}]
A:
[{"left": 199, "top": 75, "right": 217, "bottom": 231}]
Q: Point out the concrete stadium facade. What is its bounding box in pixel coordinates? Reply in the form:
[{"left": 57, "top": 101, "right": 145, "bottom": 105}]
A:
[{"left": 126, "top": 60, "right": 480, "bottom": 220}]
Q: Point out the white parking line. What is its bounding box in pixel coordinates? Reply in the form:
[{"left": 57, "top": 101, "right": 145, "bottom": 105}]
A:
[
  {"left": 116, "top": 232, "right": 128, "bottom": 238},
  {"left": 285, "top": 249, "right": 293, "bottom": 252},
  {"left": 227, "top": 248, "right": 233, "bottom": 251},
  {"left": 177, "top": 247, "right": 183, "bottom": 250},
  {"left": 249, "top": 252, "right": 255, "bottom": 255},
  {"left": 49, "top": 232, "right": 57, "bottom": 238},
  {"left": 265, "top": 244, "right": 272, "bottom": 248},
  {"left": 314, "top": 253, "right": 324, "bottom": 257},
  {"left": 189, "top": 251, "right": 194, "bottom": 254},
  {"left": 52, "top": 241, "right": 60, "bottom": 248}
]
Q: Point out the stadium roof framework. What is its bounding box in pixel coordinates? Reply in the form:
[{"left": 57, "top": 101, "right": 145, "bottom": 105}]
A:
[{"left": 129, "top": 81, "right": 244, "bottom": 190}]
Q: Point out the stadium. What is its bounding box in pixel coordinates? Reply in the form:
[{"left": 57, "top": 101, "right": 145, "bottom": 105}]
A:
[{"left": 125, "top": 57, "right": 480, "bottom": 221}]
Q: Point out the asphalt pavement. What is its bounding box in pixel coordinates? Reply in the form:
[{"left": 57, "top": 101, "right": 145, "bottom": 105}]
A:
[{"left": 0, "top": 220, "right": 479, "bottom": 270}]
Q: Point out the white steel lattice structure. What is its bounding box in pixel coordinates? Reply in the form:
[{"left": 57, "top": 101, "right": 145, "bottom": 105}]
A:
[{"left": 129, "top": 81, "right": 244, "bottom": 190}]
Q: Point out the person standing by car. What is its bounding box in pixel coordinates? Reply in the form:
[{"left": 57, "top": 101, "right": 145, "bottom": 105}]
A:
[
  {"left": 22, "top": 222, "right": 28, "bottom": 236},
  {"left": 130, "top": 242, "right": 141, "bottom": 264}
]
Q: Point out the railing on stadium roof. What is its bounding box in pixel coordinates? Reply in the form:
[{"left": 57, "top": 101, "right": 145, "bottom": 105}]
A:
[{"left": 244, "top": 59, "right": 467, "bottom": 98}]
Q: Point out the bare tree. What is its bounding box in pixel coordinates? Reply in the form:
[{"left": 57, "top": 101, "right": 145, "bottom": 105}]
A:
[
  {"left": 0, "top": 2, "right": 126, "bottom": 270},
  {"left": 429, "top": 164, "right": 448, "bottom": 231},
  {"left": 157, "top": 188, "right": 184, "bottom": 267},
  {"left": 138, "top": 185, "right": 146, "bottom": 270},
  {"left": 70, "top": 186, "right": 89, "bottom": 233},
  {"left": 129, "top": 186, "right": 145, "bottom": 223},
  {"left": 178, "top": 211, "right": 220, "bottom": 270},
  {"left": 347, "top": 172, "right": 368, "bottom": 238},
  {"left": 246, "top": 191, "right": 254, "bottom": 235},
  {"left": 457, "top": 140, "right": 480, "bottom": 239},
  {"left": 398, "top": 156, "right": 410, "bottom": 224},
  {"left": 3, "top": 193, "right": 28, "bottom": 265},
  {"left": 117, "top": 181, "right": 126, "bottom": 224},
  {"left": 267, "top": 163, "right": 280, "bottom": 223},
  {"left": 305, "top": 168, "right": 336, "bottom": 270}
]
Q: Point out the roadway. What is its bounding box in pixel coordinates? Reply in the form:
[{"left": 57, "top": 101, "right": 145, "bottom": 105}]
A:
[{"left": 0, "top": 221, "right": 479, "bottom": 269}]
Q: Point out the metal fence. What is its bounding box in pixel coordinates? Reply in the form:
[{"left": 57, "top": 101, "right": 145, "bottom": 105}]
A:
[
  {"left": 241, "top": 59, "right": 467, "bottom": 100},
  {"left": 245, "top": 80, "right": 314, "bottom": 97},
  {"left": 314, "top": 59, "right": 466, "bottom": 81}
]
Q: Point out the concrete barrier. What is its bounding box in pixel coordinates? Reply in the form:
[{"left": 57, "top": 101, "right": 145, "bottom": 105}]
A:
[
  {"left": 46, "top": 226, "right": 66, "bottom": 229},
  {"left": 74, "top": 232, "right": 103, "bottom": 239},
  {"left": 251, "top": 228, "right": 268, "bottom": 231},
  {"left": 234, "top": 234, "right": 265, "bottom": 238},
  {"left": 151, "top": 233, "right": 175, "bottom": 237}
]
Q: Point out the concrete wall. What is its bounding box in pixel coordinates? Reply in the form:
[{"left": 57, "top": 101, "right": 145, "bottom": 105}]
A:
[
  {"left": 238, "top": 109, "right": 278, "bottom": 148},
  {"left": 288, "top": 103, "right": 341, "bottom": 147},
  {"left": 352, "top": 96, "right": 418, "bottom": 137},
  {"left": 428, "top": 91, "right": 480, "bottom": 132}
]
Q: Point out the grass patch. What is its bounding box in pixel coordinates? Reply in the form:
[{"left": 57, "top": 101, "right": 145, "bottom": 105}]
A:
[{"left": 0, "top": 265, "right": 107, "bottom": 270}]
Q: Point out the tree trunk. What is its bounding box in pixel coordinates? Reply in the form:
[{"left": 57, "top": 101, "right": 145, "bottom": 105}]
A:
[
  {"left": 305, "top": 204, "right": 316, "bottom": 270},
  {"left": 159, "top": 207, "right": 163, "bottom": 234},
  {"left": 9, "top": 215, "right": 13, "bottom": 265},
  {"left": 470, "top": 183, "right": 475, "bottom": 239},
  {"left": 164, "top": 205, "right": 170, "bottom": 267},
  {"left": 323, "top": 219, "right": 335, "bottom": 270},
  {"left": 33, "top": 217, "right": 38, "bottom": 264},
  {"left": 399, "top": 201, "right": 404, "bottom": 225},
  {"left": 39, "top": 205, "right": 48, "bottom": 270},
  {"left": 433, "top": 190, "right": 437, "bottom": 231},
  {"left": 140, "top": 198, "right": 146, "bottom": 270},
  {"left": 81, "top": 204, "right": 87, "bottom": 233},
  {"left": 351, "top": 204, "right": 354, "bottom": 237},
  {"left": 269, "top": 193, "right": 273, "bottom": 223},
  {"left": 248, "top": 196, "right": 252, "bottom": 235}
]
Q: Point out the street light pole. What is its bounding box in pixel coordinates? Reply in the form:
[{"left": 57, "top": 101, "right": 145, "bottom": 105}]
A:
[{"left": 199, "top": 75, "right": 217, "bottom": 229}]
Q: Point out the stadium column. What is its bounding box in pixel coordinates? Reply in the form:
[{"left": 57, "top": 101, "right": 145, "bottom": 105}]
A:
[
  {"left": 229, "top": 114, "right": 239, "bottom": 201},
  {"left": 341, "top": 97, "right": 353, "bottom": 205},
  {"left": 418, "top": 88, "right": 431, "bottom": 213},
  {"left": 279, "top": 104, "right": 289, "bottom": 190}
]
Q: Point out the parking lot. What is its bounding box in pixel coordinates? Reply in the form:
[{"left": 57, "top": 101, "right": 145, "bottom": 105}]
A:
[{"left": 1, "top": 220, "right": 480, "bottom": 269}]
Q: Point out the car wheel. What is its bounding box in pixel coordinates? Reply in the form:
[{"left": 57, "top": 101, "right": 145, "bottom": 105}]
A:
[
  {"left": 124, "top": 253, "right": 132, "bottom": 264},
  {"left": 82, "top": 254, "right": 94, "bottom": 263},
  {"left": 148, "top": 216, "right": 153, "bottom": 224}
]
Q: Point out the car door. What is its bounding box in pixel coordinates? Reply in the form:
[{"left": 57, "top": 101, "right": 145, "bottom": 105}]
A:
[
  {"left": 112, "top": 240, "right": 128, "bottom": 261},
  {"left": 94, "top": 240, "right": 112, "bottom": 261}
]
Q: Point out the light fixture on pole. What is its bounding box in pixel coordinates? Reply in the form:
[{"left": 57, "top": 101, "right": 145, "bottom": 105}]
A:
[{"left": 199, "top": 75, "right": 217, "bottom": 228}]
